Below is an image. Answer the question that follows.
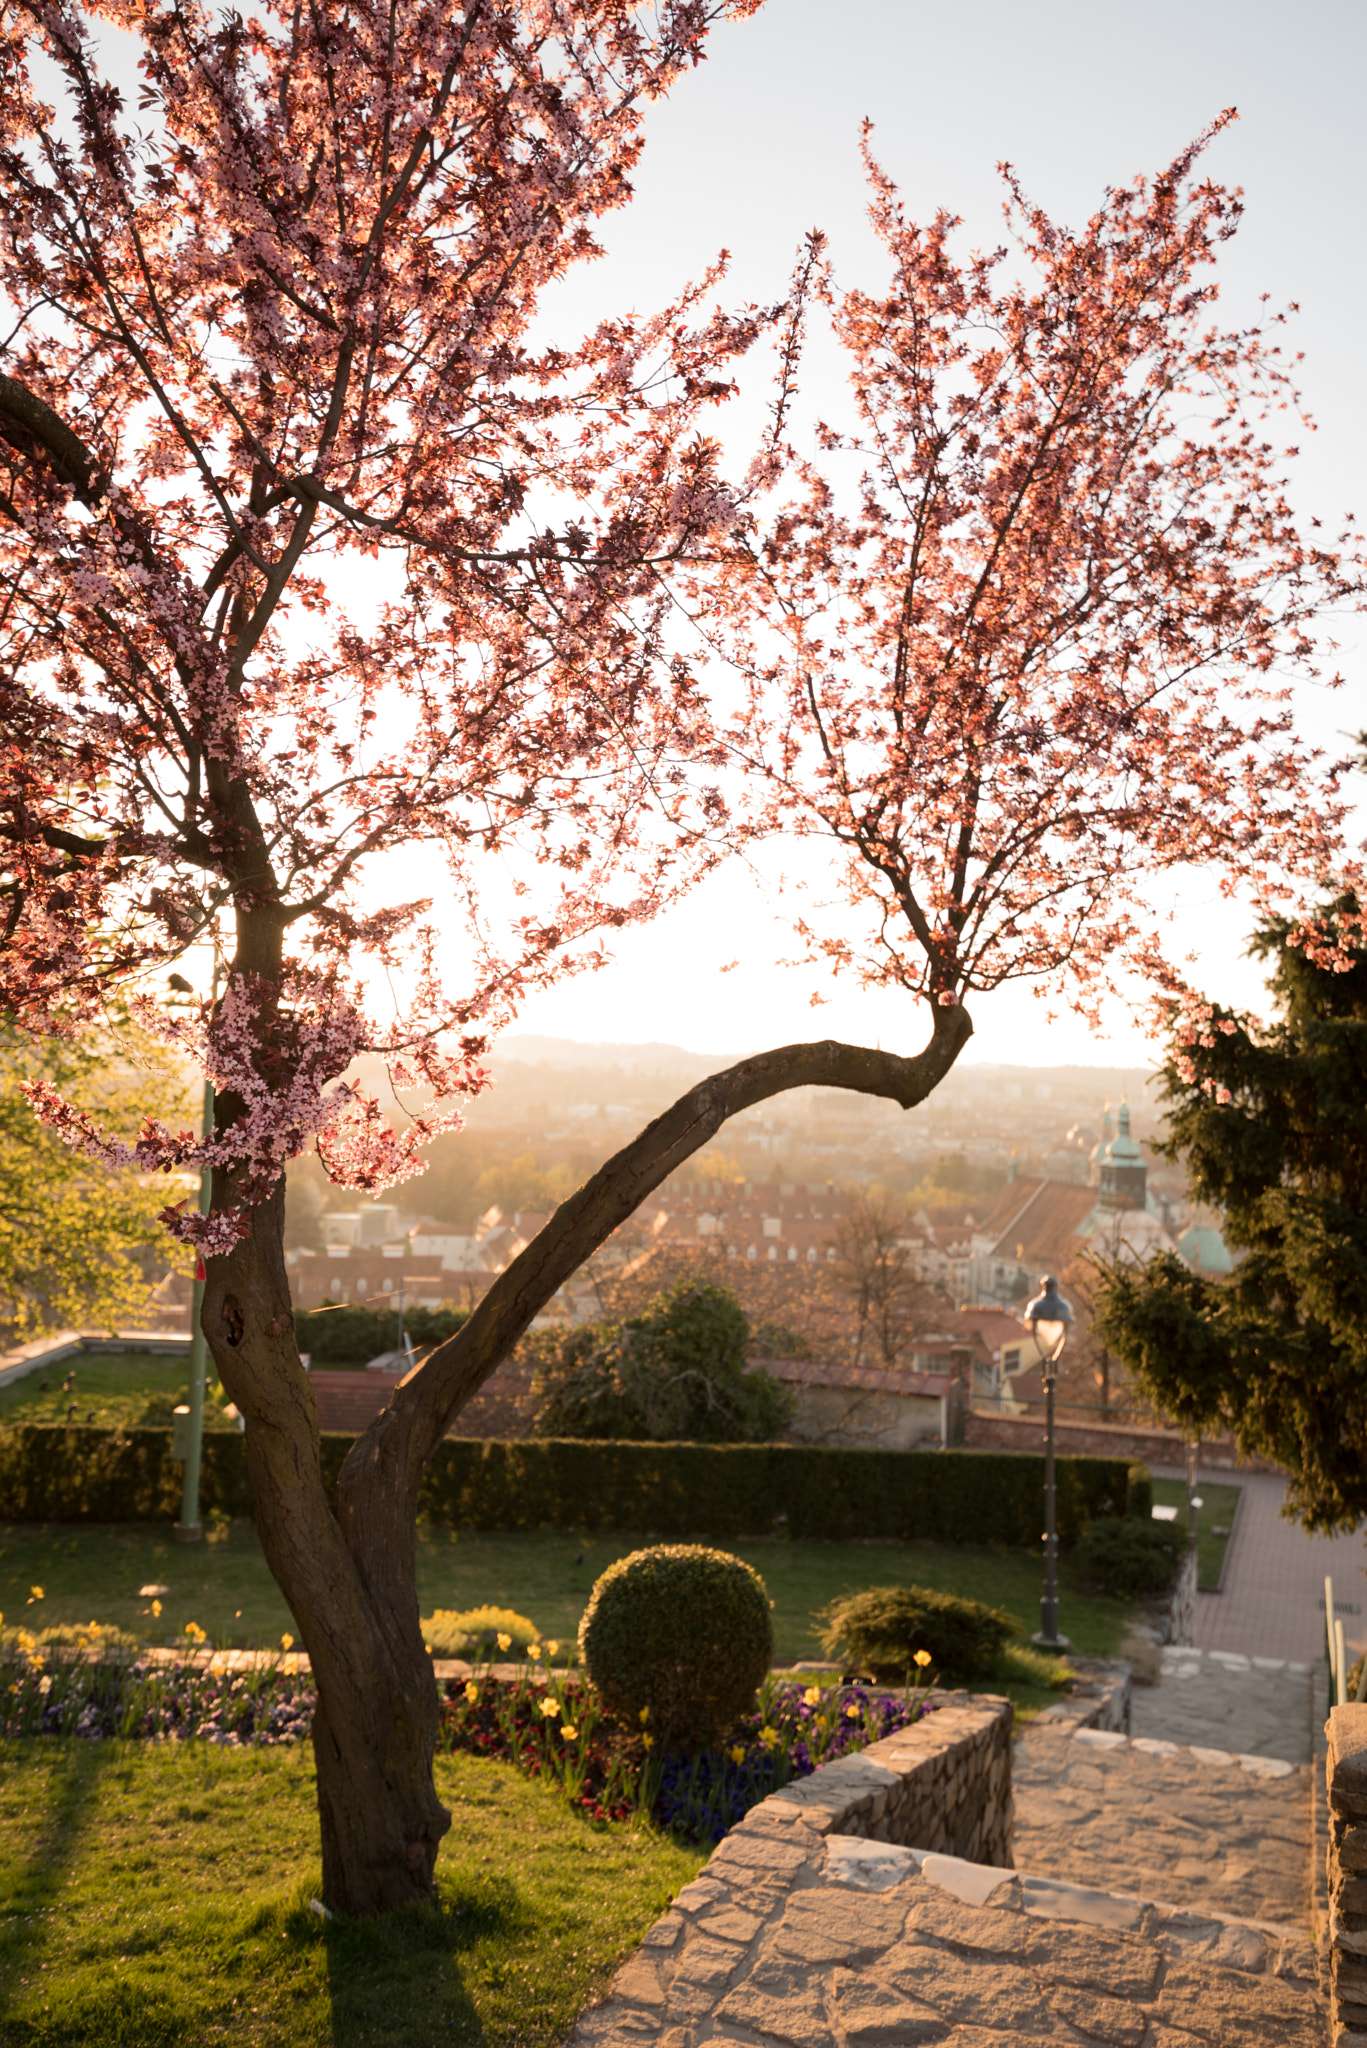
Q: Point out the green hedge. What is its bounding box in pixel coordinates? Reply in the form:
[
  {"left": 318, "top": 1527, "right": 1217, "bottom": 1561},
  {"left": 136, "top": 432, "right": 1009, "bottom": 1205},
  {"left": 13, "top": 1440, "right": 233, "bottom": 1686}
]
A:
[{"left": 0, "top": 1425, "right": 1134, "bottom": 1547}]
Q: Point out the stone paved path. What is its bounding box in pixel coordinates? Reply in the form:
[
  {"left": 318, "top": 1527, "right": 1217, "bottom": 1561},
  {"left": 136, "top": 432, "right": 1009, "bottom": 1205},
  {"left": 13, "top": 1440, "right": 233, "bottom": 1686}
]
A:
[
  {"left": 1151, "top": 1462, "right": 1367, "bottom": 1666},
  {"left": 1013, "top": 1724, "right": 1309, "bottom": 1928},
  {"left": 1131, "top": 1644, "right": 1314, "bottom": 1764},
  {"left": 573, "top": 1813, "right": 1324, "bottom": 2047}
]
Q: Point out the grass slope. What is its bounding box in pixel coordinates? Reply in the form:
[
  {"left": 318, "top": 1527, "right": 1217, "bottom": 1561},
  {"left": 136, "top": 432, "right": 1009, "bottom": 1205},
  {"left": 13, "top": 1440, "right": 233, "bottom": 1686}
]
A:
[
  {"left": 0, "top": 1522, "right": 1129, "bottom": 1718},
  {"left": 0, "top": 1740, "right": 701, "bottom": 2047},
  {"left": 0, "top": 1354, "right": 236, "bottom": 1434},
  {"left": 1149, "top": 1478, "right": 1242, "bottom": 1591}
]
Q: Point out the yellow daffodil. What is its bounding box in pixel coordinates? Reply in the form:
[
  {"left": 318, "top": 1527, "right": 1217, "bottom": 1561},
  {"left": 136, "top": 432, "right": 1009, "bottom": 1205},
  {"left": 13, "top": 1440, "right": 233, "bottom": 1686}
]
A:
[
  {"left": 759, "top": 1727, "right": 781, "bottom": 1751},
  {"left": 729, "top": 1744, "right": 746, "bottom": 1765},
  {"left": 464, "top": 1681, "right": 479, "bottom": 1705},
  {"left": 27, "top": 1586, "right": 43, "bottom": 1604},
  {"left": 283, "top": 1655, "right": 299, "bottom": 1677},
  {"left": 642, "top": 1733, "right": 654, "bottom": 1751},
  {"left": 638, "top": 1705, "right": 650, "bottom": 1723},
  {"left": 527, "top": 1643, "right": 542, "bottom": 1662},
  {"left": 547, "top": 1640, "right": 560, "bottom": 1658},
  {"left": 281, "top": 1633, "right": 294, "bottom": 1652},
  {"left": 814, "top": 1714, "right": 828, "bottom": 1732},
  {"left": 845, "top": 1703, "right": 861, "bottom": 1720},
  {"left": 539, "top": 1696, "right": 560, "bottom": 1718},
  {"left": 496, "top": 1632, "right": 512, "bottom": 1652},
  {"left": 151, "top": 1599, "right": 162, "bottom": 1618},
  {"left": 561, "top": 1722, "right": 579, "bottom": 1741},
  {"left": 914, "top": 1650, "right": 932, "bottom": 1669},
  {"left": 802, "top": 1685, "right": 821, "bottom": 1707},
  {"left": 183, "top": 1621, "right": 207, "bottom": 1645}
]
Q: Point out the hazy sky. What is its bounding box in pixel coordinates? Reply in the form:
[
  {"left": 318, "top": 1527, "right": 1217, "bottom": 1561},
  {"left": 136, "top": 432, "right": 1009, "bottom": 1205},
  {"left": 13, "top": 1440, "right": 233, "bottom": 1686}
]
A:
[{"left": 497, "top": 0, "right": 1367, "bottom": 1064}]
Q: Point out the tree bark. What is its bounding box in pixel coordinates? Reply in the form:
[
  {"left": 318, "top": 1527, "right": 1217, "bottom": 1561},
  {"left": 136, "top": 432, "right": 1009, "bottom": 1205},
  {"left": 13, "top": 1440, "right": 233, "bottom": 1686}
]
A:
[{"left": 202, "top": 1002, "right": 973, "bottom": 1914}]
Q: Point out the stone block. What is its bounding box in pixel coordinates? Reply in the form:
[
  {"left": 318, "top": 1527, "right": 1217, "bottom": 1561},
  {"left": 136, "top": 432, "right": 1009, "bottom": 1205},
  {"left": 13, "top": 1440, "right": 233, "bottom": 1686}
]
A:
[
  {"left": 710, "top": 1831, "right": 815, "bottom": 1880},
  {"left": 714, "top": 1963, "right": 837, "bottom": 2048},
  {"left": 1337, "top": 1950, "right": 1367, "bottom": 1994},
  {"left": 1335, "top": 1825, "right": 1367, "bottom": 1876},
  {"left": 665, "top": 1935, "right": 741, "bottom": 1994},
  {"left": 612, "top": 1956, "right": 666, "bottom": 2009},
  {"left": 829, "top": 1968, "right": 950, "bottom": 2044},
  {"left": 1157, "top": 1960, "right": 1320, "bottom": 2045},
  {"left": 694, "top": 1903, "right": 765, "bottom": 1945}
]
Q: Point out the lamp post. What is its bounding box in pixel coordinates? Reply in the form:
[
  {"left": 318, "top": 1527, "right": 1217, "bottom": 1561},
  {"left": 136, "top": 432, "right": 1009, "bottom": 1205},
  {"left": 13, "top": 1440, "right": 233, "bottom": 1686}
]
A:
[
  {"left": 168, "top": 943, "right": 219, "bottom": 1542},
  {"left": 1024, "top": 1274, "right": 1073, "bottom": 1652}
]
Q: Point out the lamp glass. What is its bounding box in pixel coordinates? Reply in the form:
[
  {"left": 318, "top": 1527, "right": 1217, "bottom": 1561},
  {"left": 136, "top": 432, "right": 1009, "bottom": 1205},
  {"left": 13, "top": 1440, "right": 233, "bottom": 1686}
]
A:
[{"left": 1030, "top": 1317, "right": 1067, "bottom": 1363}]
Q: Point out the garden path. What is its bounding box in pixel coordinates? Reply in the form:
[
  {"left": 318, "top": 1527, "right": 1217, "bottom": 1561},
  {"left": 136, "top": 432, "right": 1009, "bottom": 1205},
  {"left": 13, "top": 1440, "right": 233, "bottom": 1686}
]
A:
[
  {"left": 1130, "top": 1644, "right": 1314, "bottom": 1764},
  {"left": 1152, "top": 1461, "right": 1367, "bottom": 1666},
  {"left": 1012, "top": 1723, "right": 1308, "bottom": 1927}
]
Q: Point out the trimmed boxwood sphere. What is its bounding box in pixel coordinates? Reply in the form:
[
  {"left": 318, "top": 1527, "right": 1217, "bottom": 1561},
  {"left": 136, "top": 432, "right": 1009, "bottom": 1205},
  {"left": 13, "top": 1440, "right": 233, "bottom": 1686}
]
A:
[{"left": 578, "top": 1543, "right": 773, "bottom": 1748}]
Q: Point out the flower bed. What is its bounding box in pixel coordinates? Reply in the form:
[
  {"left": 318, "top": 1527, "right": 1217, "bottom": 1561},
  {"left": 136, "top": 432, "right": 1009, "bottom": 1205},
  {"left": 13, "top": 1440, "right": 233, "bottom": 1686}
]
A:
[
  {"left": 0, "top": 1623, "right": 935, "bottom": 1845},
  {"left": 436, "top": 1661, "right": 936, "bottom": 1843},
  {"left": 0, "top": 1622, "right": 313, "bottom": 1746}
]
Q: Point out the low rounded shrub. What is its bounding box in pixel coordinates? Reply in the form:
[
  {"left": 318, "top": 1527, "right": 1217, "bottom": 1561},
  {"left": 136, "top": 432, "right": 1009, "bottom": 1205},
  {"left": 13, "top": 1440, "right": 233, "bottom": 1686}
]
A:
[
  {"left": 1075, "top": 1516, "right": 1181, "bottom": 1600},
  {"left": 817, "top": 1583, "right": 1020, "bottom": 1683},
  {"left": 578, "top": 1544, "right": 773, "bottom": 1748},
  {"left": 420, "top": 1605, "right": 539, "bottom": 1659}
]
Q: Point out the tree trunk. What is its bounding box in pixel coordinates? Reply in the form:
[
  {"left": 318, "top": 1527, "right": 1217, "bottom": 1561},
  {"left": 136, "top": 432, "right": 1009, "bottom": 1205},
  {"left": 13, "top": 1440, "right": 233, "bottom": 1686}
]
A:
[
  {"left": 201, "top": 1180, "right": 450, "bottom": 1913},
  {"left": 202, "top": 1008, "right": 973, "bottom": 1915}
]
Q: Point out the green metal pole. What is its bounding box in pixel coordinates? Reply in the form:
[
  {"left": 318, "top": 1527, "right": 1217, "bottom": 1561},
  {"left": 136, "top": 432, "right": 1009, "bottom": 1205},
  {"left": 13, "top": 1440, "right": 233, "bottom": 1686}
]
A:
[{"left": 175, "top": 1072, "right": 214, "bottom": 1542}]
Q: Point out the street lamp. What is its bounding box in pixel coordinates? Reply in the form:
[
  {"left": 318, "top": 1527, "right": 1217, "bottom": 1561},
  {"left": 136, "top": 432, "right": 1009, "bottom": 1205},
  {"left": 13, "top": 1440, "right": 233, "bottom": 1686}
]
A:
[
  {"left": 1024, "top": 1274, "right": 1073, "bottom": 1652},
  {"left": 167, "top": 939, "right": 221, "bottom": 1543}
]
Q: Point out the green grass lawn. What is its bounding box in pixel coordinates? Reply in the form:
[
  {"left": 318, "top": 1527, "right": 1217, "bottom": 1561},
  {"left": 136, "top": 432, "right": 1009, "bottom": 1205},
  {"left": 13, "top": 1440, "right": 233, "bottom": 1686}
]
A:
[
  {"left": 0, "top": 1738, "right": 701, "bottom": 2047},
  {"left": 0, "top": 1519, "right": 1130, "bottom": 1717},
  {"left": 1149, "top": 1477, "right": 1242, "bottom": 1590},
  {"left": 0, "top": 1352, "right": 237, "bottom": 1433}
]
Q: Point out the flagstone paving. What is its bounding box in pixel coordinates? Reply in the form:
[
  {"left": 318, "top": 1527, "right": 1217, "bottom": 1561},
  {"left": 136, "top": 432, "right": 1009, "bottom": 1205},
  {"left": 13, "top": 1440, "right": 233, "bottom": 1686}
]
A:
[
  {"left": 571, "top": 1818, "right": 1324, "bottom": 2047},
  {"left": 1012, "top": 1724, "right": 1310, "bottom": 1928},
  {"left": 1130, "top": 1644, "right": 1314, "bottom": 1764}
]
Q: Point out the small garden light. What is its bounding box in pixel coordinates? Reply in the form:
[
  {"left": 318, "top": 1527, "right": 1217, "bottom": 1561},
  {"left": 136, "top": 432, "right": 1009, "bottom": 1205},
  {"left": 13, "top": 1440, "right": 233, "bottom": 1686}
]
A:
[{"left": 1023, "top": 1275, "right": 1073, "bottom": 1652}]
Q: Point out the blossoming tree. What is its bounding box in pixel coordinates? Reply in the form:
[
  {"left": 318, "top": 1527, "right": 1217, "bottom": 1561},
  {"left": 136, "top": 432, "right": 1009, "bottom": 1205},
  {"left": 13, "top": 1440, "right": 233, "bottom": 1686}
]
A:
[
  {"left": 0, "top": 0, "right": 809, "bottom": 1913},
  {"left": 711, "top": 117, "right": 1364, "bottom": 1021},
  {"left": 0, "top": 6, "right": 1361, "bottom": 1917}
]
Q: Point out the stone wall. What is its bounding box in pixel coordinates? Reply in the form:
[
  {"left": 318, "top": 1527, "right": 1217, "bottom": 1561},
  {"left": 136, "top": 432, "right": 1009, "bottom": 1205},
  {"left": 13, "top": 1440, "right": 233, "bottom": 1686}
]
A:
[
  {"left": 752, "top": 1694, "right": 1014, "bottom": 1866},
  {"left": 962, "top": 1406, "right": 1279, "bottom": 1469},
  {"left": 1325, "top": 1702, "right": 1367, "bottom": 2040}
]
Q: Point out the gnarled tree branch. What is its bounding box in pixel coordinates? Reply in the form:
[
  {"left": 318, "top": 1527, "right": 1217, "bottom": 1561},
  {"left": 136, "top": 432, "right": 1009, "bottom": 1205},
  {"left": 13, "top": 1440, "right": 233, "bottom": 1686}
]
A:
[{"left": 334, "top": 1006, "right": 974, "bottom": 1549}]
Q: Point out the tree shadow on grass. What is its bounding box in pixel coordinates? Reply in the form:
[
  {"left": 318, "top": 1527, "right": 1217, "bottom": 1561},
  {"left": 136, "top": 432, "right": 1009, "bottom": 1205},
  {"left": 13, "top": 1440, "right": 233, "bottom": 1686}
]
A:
[
  {"left": 0, "top": 1745, "right": 167, "bottom": 2045},
  {"left": 314, "top": 1874, "right": 527, "bottom": 2048}
]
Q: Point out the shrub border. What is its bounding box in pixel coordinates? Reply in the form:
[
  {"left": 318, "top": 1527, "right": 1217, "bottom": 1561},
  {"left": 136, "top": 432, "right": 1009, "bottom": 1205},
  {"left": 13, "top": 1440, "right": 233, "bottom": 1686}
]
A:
[{"left": 0, "top": 1425, "right": 1135, "bottom": 1547}]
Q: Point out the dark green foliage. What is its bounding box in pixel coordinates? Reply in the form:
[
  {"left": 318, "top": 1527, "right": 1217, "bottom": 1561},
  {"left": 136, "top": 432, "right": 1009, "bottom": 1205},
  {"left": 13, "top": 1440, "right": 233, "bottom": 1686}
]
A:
[
  {"left": 578, "top": 1544, "right": 773, "bottom": 1746},
  {"left": 1093, "top": 891, "right": 1367, "bottom": 1531},
  {"left": 0, "top": 1425, "right": 1136, "bottom": 1545},
  {"left": 295, "top": 1303, "right": 468, "bottom": 1364},
  {"left": 1125, "top": 1464, "right": 1154, "bottom": 1520},
  {"left": 817, "top": 1583, "right": 1020, "bottom": 1682},
  {"left": 530, "top": 1279, "right": 795, "bottom": 1442},
  {"left": 1075, "top": 1517, "right": 1182, "bottom": 1599}
]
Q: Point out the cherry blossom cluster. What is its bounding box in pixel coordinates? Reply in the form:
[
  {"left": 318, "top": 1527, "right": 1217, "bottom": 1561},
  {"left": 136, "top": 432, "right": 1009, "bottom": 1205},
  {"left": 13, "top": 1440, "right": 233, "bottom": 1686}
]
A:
[{"left": 706, "top": 115, "right": 1366, "bottom": 1029}]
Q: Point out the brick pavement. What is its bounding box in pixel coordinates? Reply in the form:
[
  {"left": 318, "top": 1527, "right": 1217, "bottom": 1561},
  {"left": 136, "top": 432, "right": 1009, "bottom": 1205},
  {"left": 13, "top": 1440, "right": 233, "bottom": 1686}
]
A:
[{"left": 1152, "top": 1462, "right": 1367, "bottom": 1666}]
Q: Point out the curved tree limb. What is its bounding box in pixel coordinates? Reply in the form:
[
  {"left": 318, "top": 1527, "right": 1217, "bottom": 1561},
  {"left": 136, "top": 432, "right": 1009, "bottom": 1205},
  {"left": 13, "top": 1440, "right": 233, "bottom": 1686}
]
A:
[
  {"left": 334, "top": 1006, "right": 973, "bottom": 1548},
  {"left": 0, "top": 372, "right": 106, "bottom": 502}
]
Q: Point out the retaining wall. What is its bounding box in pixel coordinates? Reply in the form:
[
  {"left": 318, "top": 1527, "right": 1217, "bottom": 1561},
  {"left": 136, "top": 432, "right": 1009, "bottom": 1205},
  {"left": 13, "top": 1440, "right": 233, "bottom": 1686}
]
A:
[
  {"left": 719, "top": 1693, "right": 1012, "bottom": 1867},
  {"left": 1326, "top": 1703, "right": 1367, "bottom": 2040}
]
